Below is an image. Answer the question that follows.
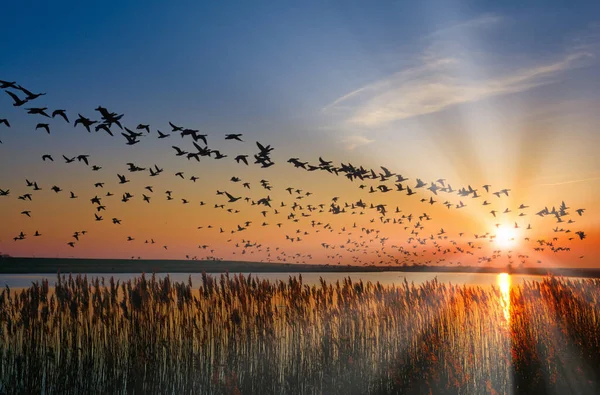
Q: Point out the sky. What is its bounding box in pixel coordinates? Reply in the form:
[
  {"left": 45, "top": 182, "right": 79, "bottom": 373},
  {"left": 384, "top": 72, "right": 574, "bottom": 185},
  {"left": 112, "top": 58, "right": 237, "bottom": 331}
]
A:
[{"left": 0, "top": 1, "right": 599, "bottom": 268}]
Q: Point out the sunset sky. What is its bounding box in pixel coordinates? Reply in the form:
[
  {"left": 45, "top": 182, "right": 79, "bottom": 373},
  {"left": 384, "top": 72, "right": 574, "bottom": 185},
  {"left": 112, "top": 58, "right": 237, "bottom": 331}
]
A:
[{"left": 1, "top": 1, "right": 599, "bottom": 267}]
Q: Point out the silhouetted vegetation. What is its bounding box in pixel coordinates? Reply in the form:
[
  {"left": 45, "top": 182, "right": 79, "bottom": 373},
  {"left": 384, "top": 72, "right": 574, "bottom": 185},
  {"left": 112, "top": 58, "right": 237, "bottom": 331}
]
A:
[{"left": 0, "top": 273, "right": 599, "bottom": 394}]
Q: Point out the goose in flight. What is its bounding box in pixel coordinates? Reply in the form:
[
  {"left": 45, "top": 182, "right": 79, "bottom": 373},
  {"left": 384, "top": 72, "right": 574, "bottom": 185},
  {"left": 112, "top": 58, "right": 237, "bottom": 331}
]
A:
[
  {"left": 157, "top": 130, "right": 169, "bottom": 139},
  {"left": 117, "top": 174, "right": 130, "bottom": 184},
  {"left": 0, "top": 119, "right": 9, "bottom": 127},
  {"left": 122, "top": 132, "right": 140, "bottom": 145},
  {"left": 27, "top": 107, "right": 50, "bottom": 117},
  {"left": 172, "top": 146, "right": 187, "bottom": 156},
  {"left": 5, "top": 90, "right": 27, "bottom": 106},
  {"left": 235, "top": 155, "right": 249, "bottom": 165},
  {"left": 52, "top": 109, "right": 69, "bottom": 123},
  {"left": 257, "top": 141, "right": 274, "bottom": 156},
  {"left": 77, "top": 155, "right": 90, "bottom": 165},
  {"left": 169, "top": 122, "right": 184, "bottom": 132},
  {"left": 95, "top": 123, "right": 113, "bottom": 136},
  {"left": 137, "top": 124, "right": 150, "bottom": 133},
  {"left": 225, "top": 192, "right": 241, "bottom": 203},
  {"left": 0, "top": 80, "right": 17, "bottom": 89},
  {"left": 212, "top": 150, "right": 227, "bottom": 159},
  {"left": 21, "top": 211, "right": 31, "bottom": 217},
  {"left": 576, "top": 208, "right": 585, "bottom": 216},
  {"left": 35, "top": 123, "right": 50, "bottom": 134},
  {"left": 225, "top": 134, "right": 243, "bottom": 141},
  {"left": 16, "top": 85, "right": 45, "bottom": 101},
  {"left": 42, "top": 154, "right": 53, "bottom": 161},
  {"left": 74, "top": 114, "right": 97, "bottom": 132},
  {"left": 415, "top": 179, "right": 426, "bottom": 188}
]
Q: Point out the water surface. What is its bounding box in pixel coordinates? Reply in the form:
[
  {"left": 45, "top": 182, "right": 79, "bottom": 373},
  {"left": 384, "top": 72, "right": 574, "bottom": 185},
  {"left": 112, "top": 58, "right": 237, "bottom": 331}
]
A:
[{"left": 0, "top": 271, "right": 574, "bottom": 289}]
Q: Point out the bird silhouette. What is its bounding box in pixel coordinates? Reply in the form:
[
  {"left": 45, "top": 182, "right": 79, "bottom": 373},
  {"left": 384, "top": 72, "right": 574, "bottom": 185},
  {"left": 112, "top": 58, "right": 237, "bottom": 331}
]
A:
[
  {"left": 5, "top": 91, "right": 27, "bottom": 106},
  {"left": 52, "top": 109, "right": 70, "bottom": 123},
  {"left": 35, "top": 123, "right": 50, "bottom": 134}
]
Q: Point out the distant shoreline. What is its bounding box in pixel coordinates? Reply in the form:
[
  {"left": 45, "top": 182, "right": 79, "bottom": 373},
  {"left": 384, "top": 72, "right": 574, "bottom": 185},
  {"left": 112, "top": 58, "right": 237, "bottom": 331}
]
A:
[{"left": 0, "top": 257, "right": 599, "bottom": 278}]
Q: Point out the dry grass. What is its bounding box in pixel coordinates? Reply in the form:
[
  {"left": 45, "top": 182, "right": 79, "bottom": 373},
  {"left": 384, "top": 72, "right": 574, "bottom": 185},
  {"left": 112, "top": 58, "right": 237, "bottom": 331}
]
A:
[{"left": 0, "top": 273, "right": 599, "bottom": 394}]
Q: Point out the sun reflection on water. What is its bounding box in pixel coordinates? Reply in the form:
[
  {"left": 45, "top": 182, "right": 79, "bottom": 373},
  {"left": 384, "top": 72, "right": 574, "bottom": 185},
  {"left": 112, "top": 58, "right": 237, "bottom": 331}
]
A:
[{"left": 497, "top": 273, "right": 511, "bottom": 323}]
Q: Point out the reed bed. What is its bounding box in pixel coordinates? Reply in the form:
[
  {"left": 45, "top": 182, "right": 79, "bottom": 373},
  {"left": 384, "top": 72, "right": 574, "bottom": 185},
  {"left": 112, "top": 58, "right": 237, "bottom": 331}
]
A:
[{"left": 0, "top": 273, "right": 599, "bottom": 394}]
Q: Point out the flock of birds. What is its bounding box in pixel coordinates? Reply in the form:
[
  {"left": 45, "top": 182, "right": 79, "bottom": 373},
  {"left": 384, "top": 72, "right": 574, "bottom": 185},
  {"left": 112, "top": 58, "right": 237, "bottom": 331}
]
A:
[{"left": 0, "top": 78, "right": 590, "bottom": 267}]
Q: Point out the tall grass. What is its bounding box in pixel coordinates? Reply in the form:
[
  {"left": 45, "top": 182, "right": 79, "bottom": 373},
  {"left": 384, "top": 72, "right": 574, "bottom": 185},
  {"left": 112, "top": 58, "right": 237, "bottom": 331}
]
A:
[{"left": 0, "top": 273, "right": 598, "bottom": 394}]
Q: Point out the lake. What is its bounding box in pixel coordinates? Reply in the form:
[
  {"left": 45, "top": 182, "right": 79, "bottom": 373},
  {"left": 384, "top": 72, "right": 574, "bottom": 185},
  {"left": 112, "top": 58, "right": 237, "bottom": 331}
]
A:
[{"left": 0, "top": 271, "right": 578, "bottom": 289}]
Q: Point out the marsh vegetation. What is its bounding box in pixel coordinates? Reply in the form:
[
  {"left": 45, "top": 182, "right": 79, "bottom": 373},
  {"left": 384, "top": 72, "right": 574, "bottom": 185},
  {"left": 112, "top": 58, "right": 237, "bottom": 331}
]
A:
[{"left": 0, "top": 273, "right": 599, "bottom": 394}]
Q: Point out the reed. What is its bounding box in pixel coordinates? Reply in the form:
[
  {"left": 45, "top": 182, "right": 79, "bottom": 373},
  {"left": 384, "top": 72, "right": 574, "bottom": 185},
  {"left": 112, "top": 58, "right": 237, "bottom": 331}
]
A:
[{"left": 0, "top": 273, "right": 598, "bottom": 394}]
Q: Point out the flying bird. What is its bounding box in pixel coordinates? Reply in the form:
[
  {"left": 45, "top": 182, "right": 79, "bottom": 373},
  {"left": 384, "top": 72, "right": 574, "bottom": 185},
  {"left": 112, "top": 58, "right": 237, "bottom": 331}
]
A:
[
  {"left": 35, "top": 123, "right": 50, "bottom": 134},
  {"left": 52, "top": 109, "right": 69, "bottom": 123}
]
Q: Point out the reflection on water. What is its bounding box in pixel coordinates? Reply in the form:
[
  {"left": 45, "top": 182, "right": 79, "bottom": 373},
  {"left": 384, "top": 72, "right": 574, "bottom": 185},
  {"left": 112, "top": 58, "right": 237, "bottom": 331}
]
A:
[
  {"left": 0, "top": 271, "right": 568, "bottom": 289},
  {"left": 497, "top": 273, "right": 511, "bottom": 323}
]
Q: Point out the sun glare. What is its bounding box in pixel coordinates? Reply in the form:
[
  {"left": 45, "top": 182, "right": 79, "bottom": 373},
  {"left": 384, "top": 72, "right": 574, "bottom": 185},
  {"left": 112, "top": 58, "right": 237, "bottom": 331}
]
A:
[
  {"left": 494, "top": 226, "right": 519, "bottom": 249},
  {"left": 497, "top": 273, "right": 511, "bottom": 323}
]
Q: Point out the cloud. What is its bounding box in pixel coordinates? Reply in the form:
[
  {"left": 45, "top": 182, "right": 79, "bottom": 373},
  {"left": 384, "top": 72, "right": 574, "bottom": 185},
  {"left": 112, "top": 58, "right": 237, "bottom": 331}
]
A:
[
  {"left": 424, "top": 13, "right": 504, "bottom": 39},
  {"left": 324, "top": 51, "right": 592, "bottom": 128},
  {"left": 322, "top": 13, "right": 595, "bottom": 128},
  {"left": 342, "top": 135, "right": 375, "bottom": 151},
  {"left": 536, "top": 176, "right": 600, "bottom": 187}
]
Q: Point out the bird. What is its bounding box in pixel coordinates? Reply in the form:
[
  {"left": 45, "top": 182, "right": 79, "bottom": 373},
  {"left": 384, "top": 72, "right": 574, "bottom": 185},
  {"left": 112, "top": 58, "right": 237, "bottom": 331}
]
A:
[
  {"left": 74, "top": 114, "right": 97, "bottom": 132},
  {"left": 35, "top": 123, "right": 50, "bottom": 134},
  {"left": 225, "top": 134, "right": 243, "bottom": 142},
  {"left": 0, "top": 80, "right": 18, "bottom": 89},
  {"left": 5, "top": 91, "right": 27, "bottom": 106},
  {"left": 52, "top": 109, "right": 69, "bottom": 123},
  {"left": 27, "top": 107, "right": 50, "bottom": 117},
  {"left": 137, "top": 124, "right": 150, "bottom": 133},
  {"left": 77, "top": 155, "right": 90, "bottom": 165},
  {"left": 225, "top": 192, "right": 241, "bottom": 203},
  {"left": 16, "top": 85, "right": 45, "bottom": 100},
  {"left": 169, "top": 122, "right": 183, "bottom": 132},
  {"left": 0, "top": 119, "right": 9, "bottom": 127},
  {"left": 117, "top": 174, "right": 130, "bottom": 184},
  {"left": 42, "top": 154, "right": 53, "bottom": 161},
  {"left": 235, "top": 155, "right": 249, "bottom": 165},
  {"left": 172, "top": 146, "right": 187, "bottom": 156}
]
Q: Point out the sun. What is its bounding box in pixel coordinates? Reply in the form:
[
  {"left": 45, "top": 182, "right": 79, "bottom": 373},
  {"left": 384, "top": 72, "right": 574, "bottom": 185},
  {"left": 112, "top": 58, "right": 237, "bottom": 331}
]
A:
[{"left": 495, "top": 226, "right": 519, "bottom": 249}]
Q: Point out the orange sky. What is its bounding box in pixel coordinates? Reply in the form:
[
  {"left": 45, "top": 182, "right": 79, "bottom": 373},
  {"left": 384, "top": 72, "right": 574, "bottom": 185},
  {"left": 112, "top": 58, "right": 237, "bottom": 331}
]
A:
[{"left": 1, "top": 4, "right": 599, "bottom": 268}]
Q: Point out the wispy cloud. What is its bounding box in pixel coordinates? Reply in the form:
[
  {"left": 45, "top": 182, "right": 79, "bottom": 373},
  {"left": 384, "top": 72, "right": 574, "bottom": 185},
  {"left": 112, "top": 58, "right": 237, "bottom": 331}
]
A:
[
  {"left": 325, "top": 51, "right": 591, "bottom": 128},
  {"left": 537, "top": 176, "right": 600, "bottom": 187},
  {"left": 424, "top": 13, "right": 504, "bottom": 39},
  {"left": 342, "top": 135, "right": 375, "bottom": 151},
  {"left": 322, "top": 14, "right": 595, "bottom": 129}
]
